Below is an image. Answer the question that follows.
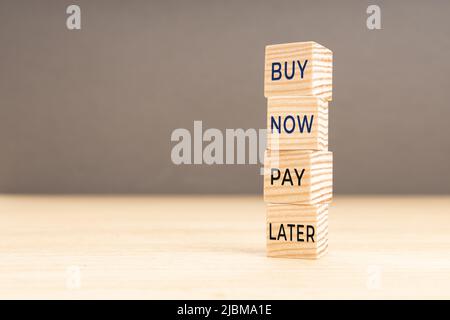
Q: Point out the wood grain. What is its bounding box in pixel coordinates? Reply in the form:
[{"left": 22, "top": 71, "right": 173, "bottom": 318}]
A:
[
  {"left": 264, "top": 150, "right": 333, "bottom": 204},
  {"left": 1, "top": 195, "right": 450, "bottom": 299},
  {"left": 267, "top": 203, "right": 328, "bottom": 259},
  {"left": 267, "top": 96, "right": 328, "bottom": 150},
  {"left": 264, "top": 41, "right": 332, "bottom": 101}
]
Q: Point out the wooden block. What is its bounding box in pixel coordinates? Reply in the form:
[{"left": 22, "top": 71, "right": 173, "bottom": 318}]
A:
[
  {"left": 264, "top": 150, "right": 332, "bottom": 204},
  {"left": 264, "top": 41, "right": 332, "bottom": 101},
  {"left": 267, "top": 96, "right": 328, "bottom": 150},
  {"left": 267, "top": 203, "right": 328, "bottom": 259}
]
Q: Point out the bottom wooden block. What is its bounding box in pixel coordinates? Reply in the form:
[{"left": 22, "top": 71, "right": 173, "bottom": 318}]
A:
[{"left": 266, "top": 203, "right": 328, "bottom": 259}]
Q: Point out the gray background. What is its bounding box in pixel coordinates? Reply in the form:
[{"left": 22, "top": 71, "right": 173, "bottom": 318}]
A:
[{"left": 1, "top": 0, "right": 449, "bottom": 194}]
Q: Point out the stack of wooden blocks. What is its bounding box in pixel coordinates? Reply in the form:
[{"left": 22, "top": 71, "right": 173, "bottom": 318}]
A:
[{"left": 263, "top": 41, "right": 333, "bottom": 259}]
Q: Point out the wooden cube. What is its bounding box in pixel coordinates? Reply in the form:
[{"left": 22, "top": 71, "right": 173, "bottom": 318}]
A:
[
  {"left": 267, "top": 96, "right": 328, "bottom": 151},
  {"left": 264, "top": 150, "right": 332, "bottom": 204},
  {"left": 264, "top": 41, "right": 332, "bottom": 101},
  {"left": 267, "top": 203, "right": 328, "bottom": 259}
]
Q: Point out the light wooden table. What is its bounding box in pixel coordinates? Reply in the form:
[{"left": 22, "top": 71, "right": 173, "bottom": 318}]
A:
[{"left": 1, "top": 195, "right": 449, "bottom": 299}]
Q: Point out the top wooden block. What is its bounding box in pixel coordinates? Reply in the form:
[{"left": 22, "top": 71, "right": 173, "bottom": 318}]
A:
[{"left": 264, "top": 41, "right": 333, "bottom": 101}]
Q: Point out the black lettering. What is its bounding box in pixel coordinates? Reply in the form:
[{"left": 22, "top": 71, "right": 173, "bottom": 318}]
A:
[
  {"left": 307, "top": 225, "right": 315, "bottom": 242},
  {"left": 297, "top": 224, "right": 305, "bottom": 242},
  {"left": 271, "top": 168, "right": 280, "bottom": 185},
  {"left": 271, "top": 62, "right": 282, "bottom": 81},
  {"left": 294, "top": 168, "right": 305, "bottom": 186},
  {"left": 287, "top": 224, "right": 295, "bottom": 241},
  {"left": 278, "top": 224, "right": 287, "bottom": 241},
  {"left": 282, "top": 169, "right": 293, "bottom": 186},
  {"left": 297, "top": 60, "right": 308, "bottom": 79},
  {"left": 269, "top": 223, "right": 276, "bottom": 240}
]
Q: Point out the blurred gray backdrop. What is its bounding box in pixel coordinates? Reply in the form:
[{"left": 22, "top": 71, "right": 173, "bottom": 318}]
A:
[{"left": 1, "top": 0, "right": 449, "bottom": 194}]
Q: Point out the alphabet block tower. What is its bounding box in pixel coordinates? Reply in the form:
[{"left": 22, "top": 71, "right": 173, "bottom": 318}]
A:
[{"left": 264, "top": 41, "right": 333, "bottom": 259}]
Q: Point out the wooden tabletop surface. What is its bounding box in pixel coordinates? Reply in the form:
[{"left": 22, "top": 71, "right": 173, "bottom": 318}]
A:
[{"left": 1, "top": 195, "right": 449, "bottom": 299}]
